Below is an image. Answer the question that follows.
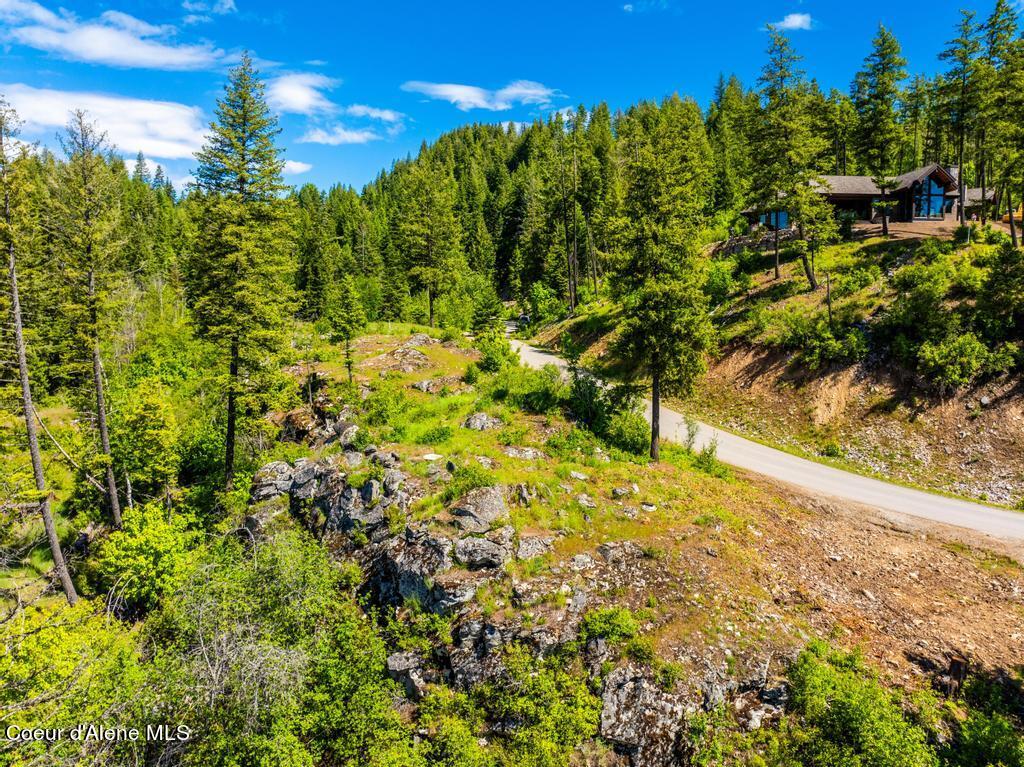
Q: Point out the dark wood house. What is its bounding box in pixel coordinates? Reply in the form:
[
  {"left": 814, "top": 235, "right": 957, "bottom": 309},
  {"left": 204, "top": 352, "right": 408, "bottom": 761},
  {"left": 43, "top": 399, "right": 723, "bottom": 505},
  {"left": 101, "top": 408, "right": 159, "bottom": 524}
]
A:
[
  {"left": 817, "top": 163, "right": 959, "bottom": 222},
  {"left": 746, "top": 164, "right": 961, "bottom": 229}
]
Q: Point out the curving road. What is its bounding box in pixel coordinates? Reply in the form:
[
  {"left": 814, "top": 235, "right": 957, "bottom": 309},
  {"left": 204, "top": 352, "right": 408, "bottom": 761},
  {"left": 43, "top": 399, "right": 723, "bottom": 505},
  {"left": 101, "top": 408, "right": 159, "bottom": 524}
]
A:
[{"left": 510, "top": 338, "right": 1024, "bottom": 542}]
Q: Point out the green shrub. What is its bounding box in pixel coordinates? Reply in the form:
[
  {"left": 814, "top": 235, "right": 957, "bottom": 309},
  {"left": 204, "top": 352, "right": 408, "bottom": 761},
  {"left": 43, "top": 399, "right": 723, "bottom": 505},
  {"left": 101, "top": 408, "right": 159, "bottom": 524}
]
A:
[
  {"left": 416, "top": 425, "right": 454, "bottom": 445},
  {"left": 463, "top": 363, "right": 480, "bottom": 385},
  {"left": 705, "top": 259, "right": 738, "bottom": 306},
  {"left": 528, "top": 281, "right": 565, "bottom": 326},
  {"left": 490, "top": 364, "right": 565, "bottom": 413},
  {"left": 833, "top": 265, "right": 881, "bottom": 297},
  {"left": 786, "top": 641, "right": 939, "bottom": 767},
  {"left": 580, "top": 607, "right": 639, "bottom": 645},
  {"left": 97, "top": 502, "right": 194, "bottom": 612},
  {"left": 838, "top": 210, "right": 857, "bottom": 241},
  {"left": 364, "top": 386, "right": 408, "bottom": 427},
  {"left": 606, "top": 410, "right": 649, "bottom": 455},
  {"left": 440, "top": 463, "right": 497, "bottom": 504},
  {"left": 476, "top": 327, "right": 518, "bottom": 372},
  {"left": 916, "top": 333, "right": 990, "bottom": 390}
]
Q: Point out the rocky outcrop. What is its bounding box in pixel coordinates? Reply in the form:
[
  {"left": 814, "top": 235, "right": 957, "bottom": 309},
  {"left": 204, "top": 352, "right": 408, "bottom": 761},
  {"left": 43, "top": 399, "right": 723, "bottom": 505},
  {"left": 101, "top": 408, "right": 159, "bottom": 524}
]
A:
[
  {"left": 600, "top": 666, "right": 695, "bottom": 767},
  {"left": 450, "top": 486, "right": 509, "bottom": 533},
  {"left": 462, "top": 412, "right": 503, "bottom": 431},
  {"left": 454, "top": 526, "right": 514, "bottom": 569},
  {"left": 386, "top": 651, "right": 436, "bottom": 700},
  {"left": 250, "top": 452, "right": 415, "bottom": 544}
]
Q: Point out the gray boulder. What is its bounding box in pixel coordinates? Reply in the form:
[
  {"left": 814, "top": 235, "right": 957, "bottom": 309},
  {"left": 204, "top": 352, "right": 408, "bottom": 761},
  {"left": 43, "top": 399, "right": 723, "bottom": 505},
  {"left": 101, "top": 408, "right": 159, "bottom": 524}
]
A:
[
  {"left": 382, "top": 468, "right": 405, "bottom": 496},
  {"left": 463, "top": 412, "right": 503, "bottom": 431},
  {"left": 454, "top": 535, "right": 511, "bottom": 569},
  {"left": 516, "top": 535, "right": 554, "bottom": 560},
  {"left": 370, "top": 450, "right": 402, "bottom": 469},
  {"left": 329, "top": 420, "right": 359, "bottom": 447},
  {"left": 250, "top": 461, "right": 293, "bottom": 501},
  {"left": 600, "top": 666, "right": 692, "bottom": 767},
  {"left": 450, "top": 487, "right": 508, "bottom": 533},
  {"left": 386, "top": 652, "right": 433, "bottom": 700},
  {"left": 372, "top": 526, "right": 454, "bottom": 607}
]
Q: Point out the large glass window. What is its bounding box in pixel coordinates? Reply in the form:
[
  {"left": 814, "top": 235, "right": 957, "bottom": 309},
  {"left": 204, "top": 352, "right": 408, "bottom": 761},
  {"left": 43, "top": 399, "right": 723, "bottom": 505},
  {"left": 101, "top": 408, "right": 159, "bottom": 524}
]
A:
[{"left": 914, "top": 177, "right": 947, "bottom": 219}]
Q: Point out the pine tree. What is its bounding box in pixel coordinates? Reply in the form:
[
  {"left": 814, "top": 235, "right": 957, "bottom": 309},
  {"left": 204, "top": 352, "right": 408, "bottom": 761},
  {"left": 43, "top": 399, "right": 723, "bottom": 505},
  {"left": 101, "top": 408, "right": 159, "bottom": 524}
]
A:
[
  {"left": 188, "top": 53, "right": 293, "bottom": 492},
  {"left": 394, "top": 160, "right": 462, "bottom": 326},
  {"left": 45, "top": 111, "right": 124, "bottom": 527},
  {"left": 613, "top": 103, "right": 715, "bottom": 461},
  {"left": 751, "top": 28, "right": 826, "bottom": 274},
  {"left": 940, "top": 10, "right": 982, "bottom": 225},
  {"left": 853, "top": 25, "right": 908, "bottom": 195},
  {"left": 1, "top": 101, "right": 77, "bottom": 603},
  {"left": 330, "top": 273, "right": 366, "bottom": 384},
  {"left": 295, "top": 184, "right": 341, "bottom": 321},
  {"left": 979, "top": 0, "right": 1019, "bottom": 226}
]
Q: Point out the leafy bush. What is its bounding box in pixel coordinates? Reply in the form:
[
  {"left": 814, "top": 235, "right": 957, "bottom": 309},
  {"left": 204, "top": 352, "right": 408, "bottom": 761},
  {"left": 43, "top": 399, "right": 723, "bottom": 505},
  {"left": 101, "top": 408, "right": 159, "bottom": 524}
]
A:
[
  {"left": 705, "top": 259, "right": 738, "bottom": 306},
  {"left": 476, "top": 327, "right": 518, "bottom": 372},
  {"left": 786, "top": 641, "right": 938, "bottom": 767},
  {"left": 606, "top": 410, "right": 649, "bottom": 455},
  {"left": 416, "top": 425, "right": 454, "bottom": 445},
  {"left": 97, "top": 503, "right": 193, "bottom": 612},
  {"left": 490, "top": 364, "right": 566, "bottom": 414},
  {"left": 440, "top": 463, "right": 497, "bottom": 504},
  {"left": 364, "top": 386, "right": 409, "bottom": 427},
  {"left": 527, "top": 281, "right": 564, "bottom": 327},
  {"left": 916, "top": 333, "right": 994, "bottom": 390},
  {"left": 777, "top": 307, "right": 868, "bottom": 368},
  {"left": 833, "top": 265, "right": 881, "bottom": 298},
  {"left": 580, "top": 607, "right": 639, "bottom": 645},
  {"left": 474, "top": 644, "right": 599, "bottom": 767}
]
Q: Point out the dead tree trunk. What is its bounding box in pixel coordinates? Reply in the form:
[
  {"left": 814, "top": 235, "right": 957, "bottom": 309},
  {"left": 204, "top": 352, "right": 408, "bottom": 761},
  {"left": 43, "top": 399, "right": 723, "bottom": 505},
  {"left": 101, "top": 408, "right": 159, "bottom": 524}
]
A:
[
  {"left": 88, "top": 269, "right": 121, "bottom": 528},
  {"left": 6, "top": 196, "right": 78, "bottom": 604}
]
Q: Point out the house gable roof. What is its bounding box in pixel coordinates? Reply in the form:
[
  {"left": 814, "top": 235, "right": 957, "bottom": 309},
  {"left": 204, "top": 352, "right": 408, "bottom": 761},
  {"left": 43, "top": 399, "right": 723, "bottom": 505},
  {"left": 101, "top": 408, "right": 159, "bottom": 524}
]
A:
[{"left": 816, "top": 164, "right": 958, "bottom": 197}]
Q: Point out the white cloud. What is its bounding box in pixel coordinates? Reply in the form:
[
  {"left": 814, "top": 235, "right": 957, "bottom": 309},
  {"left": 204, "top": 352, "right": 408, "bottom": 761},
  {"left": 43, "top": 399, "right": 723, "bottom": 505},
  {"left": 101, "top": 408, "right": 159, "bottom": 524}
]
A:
[
  {"left": 0, "top": 0, "right": 70, "bottom": 27},
  {"left": 344, "top": 103, "right": 405, "bottom": 123},
  {"left": 283, "top": 159, "right": 312, "bottom": 174},
  {"left": 771, "top": 13, "right": 813, "bottom": 31},
  {"left": 298, "top": 125, "right": 380, "bottom": 145},
  {"left": 182, "top": 13, "right": 210, "bottom": 24},
  {"left": 267, "top": 72, "right": 338, "bottom": 115},
  {"left": 180, "top": 0, "right": 236, "bottom": 16},
  {"left": 99, "top": 10, "right": 173, "bottom": 37},
  {"left": 623, "top": 4, "right": 633, "bottom": 11},
  {"left": 1, "top": 0, "right": 225, "bottom": 70},
  {"left": 400, "top": 79, "right": 558, "bottom": 111},
  {"left": 0, "top": 82, "right": 205, "bottom": 159}
]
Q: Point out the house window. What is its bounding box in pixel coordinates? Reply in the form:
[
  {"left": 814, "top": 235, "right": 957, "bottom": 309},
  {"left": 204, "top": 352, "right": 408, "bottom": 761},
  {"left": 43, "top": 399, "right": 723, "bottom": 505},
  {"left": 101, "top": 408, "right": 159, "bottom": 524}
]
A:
[
  {"left": 913, "top": 177, "right": 947, "bottom": 219},
  {"left": 759, "top": 211, "right": 789, "bottom": 229}
]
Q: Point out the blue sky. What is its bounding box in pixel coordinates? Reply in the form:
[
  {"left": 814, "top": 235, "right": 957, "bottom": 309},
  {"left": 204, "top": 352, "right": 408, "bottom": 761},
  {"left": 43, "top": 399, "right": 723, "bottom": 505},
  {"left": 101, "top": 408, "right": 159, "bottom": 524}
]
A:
[{"left": 1, "top": 0, "right": 1019, "bottom": 191}]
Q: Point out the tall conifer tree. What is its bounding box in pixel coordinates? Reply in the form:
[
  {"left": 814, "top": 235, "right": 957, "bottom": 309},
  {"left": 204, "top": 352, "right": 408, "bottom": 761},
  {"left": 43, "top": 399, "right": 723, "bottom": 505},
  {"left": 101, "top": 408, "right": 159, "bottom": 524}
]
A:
[{"left": 189, "top": 53, "right": 293, "bottom": 492}]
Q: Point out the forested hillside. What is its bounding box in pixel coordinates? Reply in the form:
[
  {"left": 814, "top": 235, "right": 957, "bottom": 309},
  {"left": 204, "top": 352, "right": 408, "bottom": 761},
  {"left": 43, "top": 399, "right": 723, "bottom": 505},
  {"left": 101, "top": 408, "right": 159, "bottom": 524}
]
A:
[{"left": 3, "top": 2, "right": 1024, "bottom": 765}]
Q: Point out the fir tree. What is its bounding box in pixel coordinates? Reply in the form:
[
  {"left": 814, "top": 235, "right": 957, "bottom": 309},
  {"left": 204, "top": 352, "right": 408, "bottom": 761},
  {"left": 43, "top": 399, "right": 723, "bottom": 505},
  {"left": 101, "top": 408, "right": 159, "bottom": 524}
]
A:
[
  {"left": 330, "top": 273, "right": 366, "bottom": 384},
  {"left": 613, "top": 103, "right": 716, "bottom": 460},
  {"left": 188, "top": 52, "right": 293, "bottom": 492}
]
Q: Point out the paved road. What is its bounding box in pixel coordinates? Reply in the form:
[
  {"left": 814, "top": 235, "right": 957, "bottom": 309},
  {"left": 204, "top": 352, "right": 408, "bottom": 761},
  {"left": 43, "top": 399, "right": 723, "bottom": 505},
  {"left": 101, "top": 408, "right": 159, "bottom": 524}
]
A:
[{"left": 510, "top": 338, "right": 1024, "bottom": 542}]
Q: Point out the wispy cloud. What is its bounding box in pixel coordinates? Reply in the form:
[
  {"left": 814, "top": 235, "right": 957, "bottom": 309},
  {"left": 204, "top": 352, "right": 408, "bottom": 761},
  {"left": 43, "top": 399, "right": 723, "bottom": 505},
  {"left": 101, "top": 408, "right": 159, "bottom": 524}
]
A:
[
  {"left": 0, "top": 0, "right": 224, "bottom": 70},
  {"left": 770, "top": 13, "right": 814, "bottom": 31},
  {"left": 400, "top": 79, "right": 558, "bottom": 111},
  {"left": 298, "top": 125, "right": 380, "bottom": 145},
  {"left": 283, "top": 159, "right": 312, "bottom": 174},
  {"left": 180, "top": 0, "right": 236, "bottom": 20},
  {"left": 0, "top": 81, "right": 205, "bottom": 159},
  {"left": 621, "top": 1, "right": 671, "bottom": 12},
  {"left": 267, "top": 73, "right": 338, "bottom": 115},
  {"left": 344, "top": 103, "right": 404, "bottom": 123}
]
